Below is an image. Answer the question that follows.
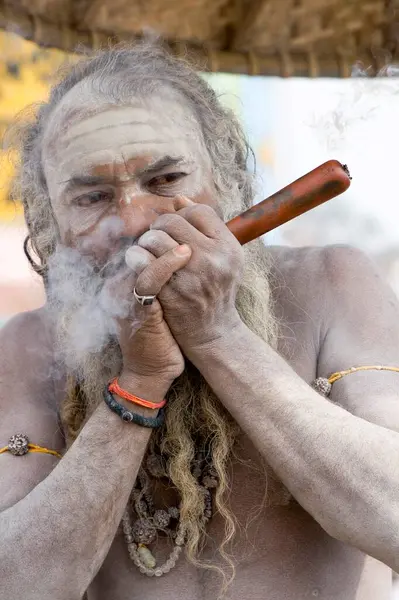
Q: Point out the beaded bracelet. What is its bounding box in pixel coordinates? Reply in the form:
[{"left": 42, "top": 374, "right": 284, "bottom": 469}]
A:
[{"left": 103, "top": 387, "right": 165, "bottom": 428}]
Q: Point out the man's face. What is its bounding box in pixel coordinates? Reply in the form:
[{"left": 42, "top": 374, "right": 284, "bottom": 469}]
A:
[{"left": 43, "top": 89, "right": 217, "bottom": 266}]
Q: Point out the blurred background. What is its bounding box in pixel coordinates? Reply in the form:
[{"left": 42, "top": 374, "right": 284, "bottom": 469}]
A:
[
  {"left": 1, "top": 31, "right": 398, "bottom": 327},
  {"left": 0, "top": 19, "right": 398, "bottom": 599}
]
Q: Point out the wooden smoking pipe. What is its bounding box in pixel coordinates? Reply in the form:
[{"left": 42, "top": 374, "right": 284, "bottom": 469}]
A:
[{"left": 226, "top": 160, "right": 352, "bottom": 245}]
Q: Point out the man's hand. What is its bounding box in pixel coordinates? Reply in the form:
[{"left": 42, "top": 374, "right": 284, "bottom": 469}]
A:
[
  {"left": 136, "top": 196, "right": 244, "bottom": 355},
  {"left": 104, "top": 242, "right": 192, "bottom": 393}
]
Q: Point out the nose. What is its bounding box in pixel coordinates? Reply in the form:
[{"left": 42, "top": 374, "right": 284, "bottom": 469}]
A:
[{"left": 117, "top": 192, "right": 176, "bottom": 241}]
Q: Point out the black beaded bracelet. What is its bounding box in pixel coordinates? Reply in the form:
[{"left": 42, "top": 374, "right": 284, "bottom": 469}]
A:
[{"left": 103, "top": 387, "right": 165, "bottom": 428}]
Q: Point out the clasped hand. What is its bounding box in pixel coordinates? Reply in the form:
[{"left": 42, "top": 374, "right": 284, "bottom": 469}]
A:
[
  {"left": 126, "top": 197, "right": 244, "bottom": 355},
  {"left": 109, "top": 197, "right": 244, "bottom": 386}
]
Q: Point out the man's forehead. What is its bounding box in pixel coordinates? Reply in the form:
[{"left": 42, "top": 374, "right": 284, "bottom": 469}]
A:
[
  {"left": 58, "top": 108, "right": 197, "bottom": 160},
  {"left": 63, "top": 103, "right": 198, "bottom": 140},
  {"left": 44, "top": 101, "right": 205, "bottom": 174},
  {"left": 42, "top": 78, "right": 210, "bottom": 194},
  {"left": 44, "top": 79, "right": 201, "bottom": 147},
  {"left": 50, "top": 134, "right": 202, "bottom": 185}
]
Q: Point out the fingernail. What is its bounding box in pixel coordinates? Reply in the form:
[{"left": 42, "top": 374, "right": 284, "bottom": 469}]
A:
[{"left": 174, "top": 244, "right": 191, "bottom": 256}]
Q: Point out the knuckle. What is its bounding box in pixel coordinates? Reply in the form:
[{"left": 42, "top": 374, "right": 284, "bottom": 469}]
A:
[
  {"left": 230, "top": 245, "right": 244, "bottom": 266},
  {"left": 125, "top": 246, "right": 153, "bottom": 272},
  {"left": 210, "top": 252, "right": 237, "bottom": 279},
  {"left": 198, "top": 204, "right": 216, "bottom": 216},
  {"left": 213, "top": 257, "right": 229, "bottom": 277},
  {"left": 138, "top": 230, "right": 163, "bottom": 247},
  {"left": 135, "top": 269, "right": 153, "bottom": 293},
  {"left": 158, "top": 251, "right": 184, "bottom": 278},
  {"left": 137, "top": 230, "right": 158, "bottom": 247},
  {"left": 186, "top": 203, "right": 215, "bottom": 220},
  {"left": 138, "top": 230, "right": 175, "bottom": 254},
  {"left": 153, "top": 212, "right": 183, "bottom": 231}
]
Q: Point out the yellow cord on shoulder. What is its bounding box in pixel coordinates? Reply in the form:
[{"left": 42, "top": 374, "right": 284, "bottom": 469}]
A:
[
  {"left": 0, "top": 443, "right": 62, "bottom": 459},
  {"left": 27, "top": 444, "right": 63, "bottom": 458},
  {"left": 328, "top": 365, "right": 399, "bottom": 385},
  {"left": 3, "top": 366, "right": 399, "bottom": 456}
]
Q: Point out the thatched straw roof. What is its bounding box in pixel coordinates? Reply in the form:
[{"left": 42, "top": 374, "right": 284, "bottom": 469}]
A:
[{"left": 0, "top": 0, "right": 398, "bottom": 77}]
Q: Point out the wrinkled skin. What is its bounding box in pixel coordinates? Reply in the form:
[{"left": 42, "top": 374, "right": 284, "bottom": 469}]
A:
[
  {"left": 43, "top": 97, "right": 225, "bottom": 385},
  {"left": 1, "top": 85, "right": 398, "bottom": 600}
]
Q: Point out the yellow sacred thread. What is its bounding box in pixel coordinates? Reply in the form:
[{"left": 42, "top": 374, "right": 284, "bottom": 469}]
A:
[
  {"left": 0, "top": 443, "right": 62, "bottom": 458},
  {"left": 328, "top": 365, "right": 399, "bottom": 385}
]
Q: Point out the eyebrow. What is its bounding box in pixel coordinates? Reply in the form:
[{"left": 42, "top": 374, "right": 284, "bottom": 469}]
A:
[
  {"left": 60, "top": 155, "right": 187, "bottom": 194},
  {"left": 136, "top": 155, "right": 186, "bottom": 178}
]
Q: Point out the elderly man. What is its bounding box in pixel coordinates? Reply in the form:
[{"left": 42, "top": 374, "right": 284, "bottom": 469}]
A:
[{"left": 0, "top": 41, "right": 398, "bottom": 600}]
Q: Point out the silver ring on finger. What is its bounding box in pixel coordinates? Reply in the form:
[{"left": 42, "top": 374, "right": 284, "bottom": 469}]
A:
[{"left": 133, "top": 287, "right": 157, "bottom": 307}]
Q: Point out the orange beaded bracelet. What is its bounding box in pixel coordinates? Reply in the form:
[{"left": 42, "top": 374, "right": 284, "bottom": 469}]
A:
[{"left": 108, "top": 378, "right": 167, "bottom": 410}]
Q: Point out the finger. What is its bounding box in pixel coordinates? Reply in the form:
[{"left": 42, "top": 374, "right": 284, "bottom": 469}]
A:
[
  {"left": 135, "top": 244, "right": 192, "bottom": 296},
  {"left": 174, "top": 194, "right": 225, "bottom": 239},
  {"left": 150, "top": 212, "right": 203, "bottom": 246},
  {"left": 176, "top": 203, "right": 226, "bottom": 239},
  {"left": 173, "top": 194, "right": 195, "bottom": 211},
  {"left": 101, "top": 247, "right": 154, "bottom": 292},
  {"left": 137, "top": 230, "right": 178, "bottom": 258},
  {"left": 125, "top": 245, "right": 156, "bottom": 276},
  {"left": 101, "top": 246, "right": 156, "bottom": 311}
]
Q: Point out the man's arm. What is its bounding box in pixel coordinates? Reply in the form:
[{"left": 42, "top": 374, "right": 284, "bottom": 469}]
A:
[
  {"left": 317, "top": 244, "right": 399, "bottom": 429},
  {"left": 188, "top": 246, "right": 399, "bottom": 571},
  {"left": 0, "top": 312, "right": 164, "bottom": 600}
]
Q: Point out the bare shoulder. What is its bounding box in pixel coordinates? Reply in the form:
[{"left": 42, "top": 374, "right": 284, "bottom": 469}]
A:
[
  {"left": 267, "top": 243, "right": 387, "bottom": 318},
  {"left": 265, "top": 244, "right": 341, "bottom": 334},
  {"left": 1, "top": 307, "right": 51, "bottom": 354},
  {"left": 268, "top": 244, "right": 399, "bottom": 426},
  {"left": 0, "top": 307, "right": 65, "bottom": 442},
  {"left": 265, "top": 244, "right": 396, "bottom": 379},
  {"left": 0, "top": 309, "right": 65, "bottom": 511},
  {"left": 0, "top": 307, "right": 56, "bottom": 392},
  {"left": 267, "top": 242, "right": 368, "bottom": 284}
]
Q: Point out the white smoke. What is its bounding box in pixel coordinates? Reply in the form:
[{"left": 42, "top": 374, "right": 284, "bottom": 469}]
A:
[
  {"left": 307, "top": 59, "right": 399, "bottom": 152},
  {"left": 45, "top": 216, "right": 139, "bottom": 376}
]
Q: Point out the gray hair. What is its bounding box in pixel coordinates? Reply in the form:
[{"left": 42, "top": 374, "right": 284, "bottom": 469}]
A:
[{"left": 8, "top": 40, "right": 256, "bottom": 279}]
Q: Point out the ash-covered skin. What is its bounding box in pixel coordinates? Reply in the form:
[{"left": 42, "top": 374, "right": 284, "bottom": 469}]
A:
[
  {"left": 2, "top": 43, "right": 398, "bottom": 600},
  {"left": 37, "top": 72, "right": 279, "bottom": 592},
  {"left": 42, "top": 86, "right": 218, "bottom": 268},
  {"left": 42, "top": 83, "right": 230, "bottom": 378}
]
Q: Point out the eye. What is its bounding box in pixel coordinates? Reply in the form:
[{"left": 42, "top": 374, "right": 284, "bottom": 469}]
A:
[
  {"left": 75, "top": 191, "right": 114, "bottom": 207},
  {"left": 148, "top": 172, "right": 186, "bottom": 188}
]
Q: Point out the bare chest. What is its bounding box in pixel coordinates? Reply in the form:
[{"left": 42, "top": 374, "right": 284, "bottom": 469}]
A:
[
  {"left": 87, "top": 259, "right": 391, "bottom": 600},
  {"left": 88, "top": 448, "right": 391, "bottom": 600}
]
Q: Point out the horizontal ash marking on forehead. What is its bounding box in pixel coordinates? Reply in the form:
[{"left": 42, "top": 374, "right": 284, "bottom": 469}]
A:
[
  {"left": 47, "top": 104, "right": 200, "bottom": 159},
  {"left": 49, "top": 103, "right": 204, "bottom": 157},
  {"left": 44, "top": 102, "right": 212, "bottom": 204},
  {"left": 52, "top": 142, "right": 194, "bottom": 176},
  {"left": 61, "top": 104, "right": 200, "bottom": 140},
  {"left": 58, "top": 139, "right": 189, "bottom": 161},
  {"left": 64, "top": 120, "right": 166, "bottom": 144}
]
